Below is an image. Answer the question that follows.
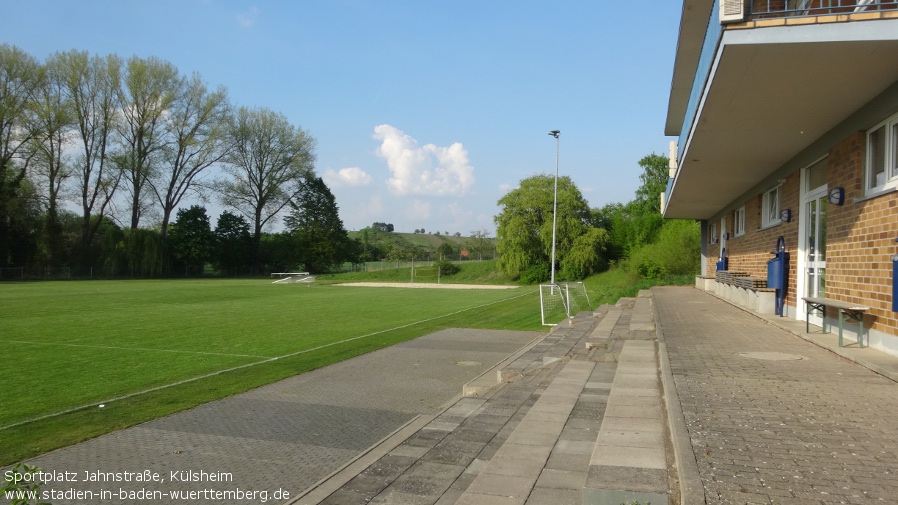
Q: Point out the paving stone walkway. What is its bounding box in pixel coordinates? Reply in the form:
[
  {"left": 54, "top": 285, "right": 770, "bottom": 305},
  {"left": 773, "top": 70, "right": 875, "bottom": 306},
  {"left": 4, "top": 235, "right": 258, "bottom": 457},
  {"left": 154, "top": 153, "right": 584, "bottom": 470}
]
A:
[{"left": 655, "top": 285, "right": 898, "bottom": 504}]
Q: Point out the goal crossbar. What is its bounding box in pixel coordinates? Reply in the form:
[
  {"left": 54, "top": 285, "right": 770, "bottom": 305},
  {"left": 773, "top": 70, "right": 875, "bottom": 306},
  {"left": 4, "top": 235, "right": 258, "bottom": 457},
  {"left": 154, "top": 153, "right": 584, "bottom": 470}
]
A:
[{"left": 271, "top": 272, "right": 315, "bottom": 284}]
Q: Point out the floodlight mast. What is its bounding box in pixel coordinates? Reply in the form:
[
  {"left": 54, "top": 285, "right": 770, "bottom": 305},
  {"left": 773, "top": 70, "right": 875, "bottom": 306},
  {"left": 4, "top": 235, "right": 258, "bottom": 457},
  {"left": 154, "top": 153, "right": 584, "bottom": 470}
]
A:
[{"left": 548, "top": 130, "right": 560, "bottom": 286}]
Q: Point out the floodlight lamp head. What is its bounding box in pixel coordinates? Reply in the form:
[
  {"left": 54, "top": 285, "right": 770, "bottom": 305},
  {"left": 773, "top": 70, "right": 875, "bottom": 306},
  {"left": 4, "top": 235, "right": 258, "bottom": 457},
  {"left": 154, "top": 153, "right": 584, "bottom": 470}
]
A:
[{"left": 548, "top": 130, "right": 560, "bottom": 138}]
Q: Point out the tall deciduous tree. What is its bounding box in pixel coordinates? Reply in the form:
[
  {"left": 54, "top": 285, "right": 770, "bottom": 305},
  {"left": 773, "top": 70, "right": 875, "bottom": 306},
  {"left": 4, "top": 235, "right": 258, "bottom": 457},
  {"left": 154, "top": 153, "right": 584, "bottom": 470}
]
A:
[
  {"left": 217, "top": 106, "right": 316, "bottom": 266},
  {"left": 494, "top": 174, "right": 592, "bottom": 280},
  {"left": 0, "top": 44, "right": 41, "bottom": 266},
  {"left": 467, "top": 228, "right": 491, "bottom": 260},
  {"left": 52, "top": 50, "right": 123, "bottom": 254},
  {"left": 30, "top": 57, "right": 75, "bottom": 267},
  {"left": 560, "top": 227, "right": 610, "bottom": 280},
  {"left": 153, "top": 73, "right": 231, "bottom": 241},
  {"left": 285, "top": 176, "right": 349, "bottom": 273},
  {"left": 116, "top": 55, "right": 179, "bottom": 230},
  {"left": 633, "top": 153, "right": 670, "bottom": 215}
]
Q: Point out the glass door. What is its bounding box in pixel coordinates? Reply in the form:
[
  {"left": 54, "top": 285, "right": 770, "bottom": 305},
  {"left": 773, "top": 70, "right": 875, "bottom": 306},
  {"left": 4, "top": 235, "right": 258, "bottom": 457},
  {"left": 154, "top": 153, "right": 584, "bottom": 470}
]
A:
[{"left": 805, "top": 196, "right": 827, "bottom": 316}]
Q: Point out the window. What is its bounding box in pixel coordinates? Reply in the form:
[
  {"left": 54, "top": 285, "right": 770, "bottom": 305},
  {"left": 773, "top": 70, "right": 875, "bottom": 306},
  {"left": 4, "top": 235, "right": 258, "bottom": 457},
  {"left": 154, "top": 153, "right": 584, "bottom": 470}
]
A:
[
  {"left": 734, "top": 206, "right": 745, "bottom": 237},
  {"left": 709, "top": 221, "right": 718, "bottom": 244},
  {"left": 866, "top": 112, "right": 898, "bottom": 194},
  {"left": 762, "top": 186, "right": 780, "bottom": 228}
]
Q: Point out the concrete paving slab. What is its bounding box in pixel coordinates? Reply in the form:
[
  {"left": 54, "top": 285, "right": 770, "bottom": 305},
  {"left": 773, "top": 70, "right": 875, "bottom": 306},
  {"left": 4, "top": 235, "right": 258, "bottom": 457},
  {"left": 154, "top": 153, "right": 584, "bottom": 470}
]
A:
[
  {"left": 551, "top": 440, "right": 595, "bottom": 456},
  {"left": 455, "top": 493, "right": 525, "bottom": 505},
  {"left": 480, "top": 456, "right": 545, "bottom": 479},
  {"left": 545, "top": 451, "right": 591, "bottom": 471},
  {"left": 527, "top": 487, "right": 581, "bottom": 505},
  {"left": 589, "top": 445, "right": 666, "bottom": 469},
  {"left": 464, "top": 473, "right": 534, "bottom": 498},
  {"left": 534, "top": 468, "right": 586, "bottom": 489},
  {"left": 596, "top": 429, "right": 665, "bottom": 449}
]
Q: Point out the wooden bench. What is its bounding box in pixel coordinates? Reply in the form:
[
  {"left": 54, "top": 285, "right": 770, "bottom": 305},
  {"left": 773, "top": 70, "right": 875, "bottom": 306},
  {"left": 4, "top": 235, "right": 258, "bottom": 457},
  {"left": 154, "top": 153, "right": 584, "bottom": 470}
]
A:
[
  {"left": 802, "top": 296, "right": 872, "bottom": 348},
  {"left": 734, "top": 276, "right": 767, "bottom": 290}
]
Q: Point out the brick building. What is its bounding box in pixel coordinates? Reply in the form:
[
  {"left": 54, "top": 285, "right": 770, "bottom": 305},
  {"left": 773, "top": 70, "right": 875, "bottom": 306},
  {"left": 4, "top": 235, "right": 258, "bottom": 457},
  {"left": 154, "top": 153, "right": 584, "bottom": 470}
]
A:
[{"left": 664, "top": 0, "right": 898, "bottom": 356}]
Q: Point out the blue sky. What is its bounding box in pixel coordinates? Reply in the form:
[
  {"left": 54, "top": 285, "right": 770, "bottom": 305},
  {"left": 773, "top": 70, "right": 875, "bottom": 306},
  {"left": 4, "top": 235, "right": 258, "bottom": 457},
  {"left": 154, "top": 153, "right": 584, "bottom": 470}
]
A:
[{"left": 1, "top": 1, "right": 682, "bottom": 235}]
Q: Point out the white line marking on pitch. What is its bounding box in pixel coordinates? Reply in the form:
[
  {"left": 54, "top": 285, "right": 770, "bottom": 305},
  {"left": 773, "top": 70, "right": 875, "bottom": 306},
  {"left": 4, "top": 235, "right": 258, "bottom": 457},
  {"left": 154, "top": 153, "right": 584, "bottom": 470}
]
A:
[
  {"left": 1, "top": 340, "right": 272, "bottom": 359},
  {"left": 0, "top": 290, "right": 536, "bottom": 431}
]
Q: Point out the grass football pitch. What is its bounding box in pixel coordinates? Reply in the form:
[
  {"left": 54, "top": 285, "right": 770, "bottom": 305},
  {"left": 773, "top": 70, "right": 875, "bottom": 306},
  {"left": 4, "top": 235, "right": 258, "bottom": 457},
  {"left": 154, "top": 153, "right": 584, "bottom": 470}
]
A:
[{"left": 0, "top": 279, "right": 542, "bottom": 464}]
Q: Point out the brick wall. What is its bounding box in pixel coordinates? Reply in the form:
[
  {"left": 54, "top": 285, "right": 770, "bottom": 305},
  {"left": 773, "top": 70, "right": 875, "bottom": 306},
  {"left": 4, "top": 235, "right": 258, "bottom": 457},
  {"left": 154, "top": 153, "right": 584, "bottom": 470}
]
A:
[
  {"left": 707, "top": 172, "right": 801, "bottom": 308},
  {"left": 827, "top": 132, "right": 898, "bottom": 334},
  {"left": 707, "top": 132, "right": 898, "bottom": 336}
]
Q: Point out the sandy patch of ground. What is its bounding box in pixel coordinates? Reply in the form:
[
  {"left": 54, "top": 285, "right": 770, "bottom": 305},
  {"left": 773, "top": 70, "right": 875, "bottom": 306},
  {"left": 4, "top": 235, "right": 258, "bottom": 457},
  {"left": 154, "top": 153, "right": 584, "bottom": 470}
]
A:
[{"left": 336, "top": 282, "right": 518, "bottom": 290}]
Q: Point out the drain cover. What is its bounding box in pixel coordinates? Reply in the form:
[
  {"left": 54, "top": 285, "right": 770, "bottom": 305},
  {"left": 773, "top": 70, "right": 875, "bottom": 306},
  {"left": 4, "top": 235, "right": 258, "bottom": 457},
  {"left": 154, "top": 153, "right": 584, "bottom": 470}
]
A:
[
  {"left": 737, "top": 352, "right": 807, "bottom": 361},
  {"left": 456, "top": 360, "right": 481, "bottom": 367}
]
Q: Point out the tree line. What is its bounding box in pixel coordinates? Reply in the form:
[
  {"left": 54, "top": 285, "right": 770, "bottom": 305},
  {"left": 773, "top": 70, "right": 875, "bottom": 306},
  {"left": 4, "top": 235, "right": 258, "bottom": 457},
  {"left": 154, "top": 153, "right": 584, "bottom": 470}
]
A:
[
  {"left": 495, "top": 153, "right": 701, "bottom": 283},
  {"left": 0, "top": 44, "right": 334, "bottom": 275}
]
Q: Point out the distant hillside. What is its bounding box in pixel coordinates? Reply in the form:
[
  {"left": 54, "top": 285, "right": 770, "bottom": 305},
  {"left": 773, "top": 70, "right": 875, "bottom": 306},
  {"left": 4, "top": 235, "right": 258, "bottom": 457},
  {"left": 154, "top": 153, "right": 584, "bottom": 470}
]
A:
[{"left": 347, "top": 231, "right": 495, "bottom": 249}]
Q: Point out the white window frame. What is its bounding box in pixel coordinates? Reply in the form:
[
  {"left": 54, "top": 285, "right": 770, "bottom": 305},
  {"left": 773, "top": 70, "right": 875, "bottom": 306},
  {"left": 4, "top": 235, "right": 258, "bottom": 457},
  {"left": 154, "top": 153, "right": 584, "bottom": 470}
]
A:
[
  {"left": 761, "top": 186, "right": 781, "bottom": 228},
  {"left": 734, "top": 206, "right": 746, "bottom": 237},
  {"left": 761, "top": 186, "right": 783, "bottom": 229},
  {"left": 865, "top": 112, "right": 898, "bottom": 195},
  {"left": 709, "top": 221, "right": 718, "bottom": 244}
]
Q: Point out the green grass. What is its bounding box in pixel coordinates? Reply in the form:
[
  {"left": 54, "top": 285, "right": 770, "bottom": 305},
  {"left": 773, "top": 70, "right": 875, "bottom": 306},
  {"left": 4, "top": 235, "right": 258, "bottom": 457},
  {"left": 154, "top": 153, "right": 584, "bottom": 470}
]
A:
[
  {"left": 582, "top": 267, "right": 695, "bottom": 306},
  {"left": 0, "top": 278, "right": 540, "bottom": 464},
  {"left": 319, "top": 259, "right": 516, "bottom": 285}
]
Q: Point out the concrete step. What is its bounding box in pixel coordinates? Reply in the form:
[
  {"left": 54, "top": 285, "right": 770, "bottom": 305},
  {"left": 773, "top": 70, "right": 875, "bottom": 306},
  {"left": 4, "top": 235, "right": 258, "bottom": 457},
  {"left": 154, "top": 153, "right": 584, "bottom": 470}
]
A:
[
  {"left": 454, "top": 359, "right": 597, "bottom": 504},
  {"left": 583, "top": 290, "right": 669, "bottom": 505}
]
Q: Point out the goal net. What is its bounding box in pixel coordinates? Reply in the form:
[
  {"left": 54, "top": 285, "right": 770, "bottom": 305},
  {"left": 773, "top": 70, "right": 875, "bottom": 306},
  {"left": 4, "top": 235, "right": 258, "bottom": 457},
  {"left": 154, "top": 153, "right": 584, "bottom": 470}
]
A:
[
  {"left": 0, "top": 267, "right": 24, "bottom": 280},
  {"left": 539, "top": 282, "right": 591, "bottom": 326},
  {"left": 411, "top": 265, "right": 440, "bottom": 284}
]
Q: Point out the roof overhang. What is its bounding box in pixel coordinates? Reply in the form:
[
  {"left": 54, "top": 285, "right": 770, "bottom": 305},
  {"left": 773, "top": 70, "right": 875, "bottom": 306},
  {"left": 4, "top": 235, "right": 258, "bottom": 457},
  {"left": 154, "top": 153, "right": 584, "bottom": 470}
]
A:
[
  {"left": 666, "top": 0, "right": 715, "bottom": 136},
  {"left": 664, "top": 18, "right": 898, "bottom": 220}
]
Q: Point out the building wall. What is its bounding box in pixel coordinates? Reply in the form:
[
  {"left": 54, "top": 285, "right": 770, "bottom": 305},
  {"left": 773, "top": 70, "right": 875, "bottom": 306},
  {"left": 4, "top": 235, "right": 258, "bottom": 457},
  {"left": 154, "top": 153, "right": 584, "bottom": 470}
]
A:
[
  {"left": 707, "top": 131, "right": 898, "bottom": 339},
  {"left": 706, "top": 172, "right": 800, "bottom": 309},
  {"left": 827, "top": 133, "right": 898, "bottom": 335}
]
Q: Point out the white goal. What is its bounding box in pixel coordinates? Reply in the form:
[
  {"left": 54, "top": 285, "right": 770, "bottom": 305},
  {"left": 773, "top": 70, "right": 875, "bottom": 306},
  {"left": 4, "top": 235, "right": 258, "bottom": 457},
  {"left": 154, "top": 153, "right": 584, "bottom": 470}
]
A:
[
  {"left": 271, "top": 272, "right": 315, "bottom": 284},
  {"left": 539, "top": 282, "right": 591, "bottom": 326}
]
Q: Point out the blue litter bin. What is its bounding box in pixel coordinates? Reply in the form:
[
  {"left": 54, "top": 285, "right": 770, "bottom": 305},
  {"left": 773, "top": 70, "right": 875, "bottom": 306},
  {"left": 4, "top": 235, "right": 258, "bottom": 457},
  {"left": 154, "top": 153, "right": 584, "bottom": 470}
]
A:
[
  {"left": 716, "top": 247, "right": 728, "bottom": 271},
  {"left": 767, "top": 236, "right": 789, "bottom": 316},
  {"left": 892, "top": 250, "right": 898, "bottom": 312},
  {"left": 767, "top": 255, "right": 784, "bottom": 290}
]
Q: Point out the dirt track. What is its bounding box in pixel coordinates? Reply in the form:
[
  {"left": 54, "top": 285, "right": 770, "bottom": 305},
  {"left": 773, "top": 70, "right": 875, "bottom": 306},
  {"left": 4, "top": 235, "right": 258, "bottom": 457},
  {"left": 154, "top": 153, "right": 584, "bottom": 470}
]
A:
[{"left": 335, "top": 282, "right": 518, "bottom": 289}]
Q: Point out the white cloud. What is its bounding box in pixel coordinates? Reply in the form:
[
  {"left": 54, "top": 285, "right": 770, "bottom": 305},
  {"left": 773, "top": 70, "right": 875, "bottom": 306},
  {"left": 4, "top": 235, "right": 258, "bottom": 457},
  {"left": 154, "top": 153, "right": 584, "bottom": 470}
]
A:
[
  {"left": 323, "top": 167, "right": 372, "bottom": 188},
  {"left": 373, "top": 124, "right": 475, "bottom": 197},
  {"left": 236, "top": 7, "right": 260, "bottom": 27},
  {"left": 498, "top": 183, "right": 512, "bottom": 194}
]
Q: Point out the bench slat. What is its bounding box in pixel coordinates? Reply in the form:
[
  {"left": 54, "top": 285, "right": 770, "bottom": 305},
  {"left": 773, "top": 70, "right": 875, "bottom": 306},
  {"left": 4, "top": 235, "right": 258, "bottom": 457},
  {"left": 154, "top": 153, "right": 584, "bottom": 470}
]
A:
[{"left": 802, "top": 296, "right": 870, "bottom": 312}]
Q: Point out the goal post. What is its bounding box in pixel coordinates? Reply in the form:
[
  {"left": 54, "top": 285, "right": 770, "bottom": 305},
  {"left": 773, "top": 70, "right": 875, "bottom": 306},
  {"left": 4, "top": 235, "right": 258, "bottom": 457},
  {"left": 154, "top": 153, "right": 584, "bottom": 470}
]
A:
[
  {"left": 270, "top": 272, "right": 315, "bottom": 284},
  {"left": 411, "top": 264, "right": 440, "bottom": 284},
  {"left": 539, "top": 282, "right": 591, "bottom": 326}
]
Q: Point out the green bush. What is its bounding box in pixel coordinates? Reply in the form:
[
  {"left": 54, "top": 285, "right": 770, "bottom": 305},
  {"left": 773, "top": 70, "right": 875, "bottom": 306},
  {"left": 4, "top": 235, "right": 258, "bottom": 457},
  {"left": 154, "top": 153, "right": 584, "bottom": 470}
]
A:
[
  {"left": 625, "top": 220, "right": 700, "bottom": 279},
  {"left": 518, "top": 261, "right": 550, "bottom": 285},
  {"left": 435, "top": 259, "right": 460, "bottom": 276}
]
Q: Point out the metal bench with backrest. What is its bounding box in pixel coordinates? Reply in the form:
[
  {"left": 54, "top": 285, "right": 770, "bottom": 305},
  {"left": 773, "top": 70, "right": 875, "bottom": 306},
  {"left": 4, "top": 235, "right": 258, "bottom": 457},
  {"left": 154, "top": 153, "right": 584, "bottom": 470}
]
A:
[{"left": 802, "top": 296, "right": 872, "bottom": 348}]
